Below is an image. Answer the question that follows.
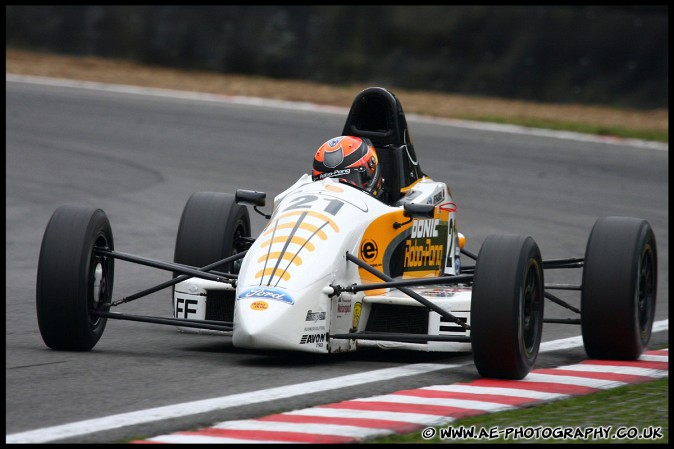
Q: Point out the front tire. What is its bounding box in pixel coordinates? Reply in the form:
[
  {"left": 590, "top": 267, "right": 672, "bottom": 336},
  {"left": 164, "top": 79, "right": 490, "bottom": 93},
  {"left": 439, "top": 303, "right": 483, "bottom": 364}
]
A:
[
  {"left": 173, "top": 192, "right": 251, "bottom": 274},
  {"left": 471, "top": 235, "right": 544, "bottom": 379},
  {"left": 36, "top": 205, "right": 114, "bottom": 351},
  {"left": 581, "top": 216, "right": 657, "bottom": 360}
]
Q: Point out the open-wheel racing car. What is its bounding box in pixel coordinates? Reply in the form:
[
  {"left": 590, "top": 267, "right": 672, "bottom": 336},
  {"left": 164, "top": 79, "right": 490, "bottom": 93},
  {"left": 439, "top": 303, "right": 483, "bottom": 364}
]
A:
[{"left": 36, "top": 87, "right": 658, "bottom": 380}]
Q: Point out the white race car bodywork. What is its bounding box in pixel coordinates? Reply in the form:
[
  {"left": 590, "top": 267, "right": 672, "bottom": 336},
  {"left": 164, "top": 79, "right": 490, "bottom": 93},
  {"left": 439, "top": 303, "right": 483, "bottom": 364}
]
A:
[{"left": 174, "top": 174, "right": 471, "bottom": 353}]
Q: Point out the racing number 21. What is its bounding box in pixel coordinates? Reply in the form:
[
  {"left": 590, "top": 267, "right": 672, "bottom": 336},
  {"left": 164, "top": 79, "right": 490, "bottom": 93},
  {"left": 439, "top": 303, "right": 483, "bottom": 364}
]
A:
[{"left": 286, "top": 195, "right": 344, "bottom": 216}]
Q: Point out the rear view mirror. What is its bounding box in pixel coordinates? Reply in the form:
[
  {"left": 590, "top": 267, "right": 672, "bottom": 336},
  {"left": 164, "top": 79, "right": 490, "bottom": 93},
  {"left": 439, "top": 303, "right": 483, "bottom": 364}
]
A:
[
  {"left": 403, "top": 203, "right": 435, "bottom": 218},
  {"left": 235, "top": 190, "right": 266, "bottom": 207}
]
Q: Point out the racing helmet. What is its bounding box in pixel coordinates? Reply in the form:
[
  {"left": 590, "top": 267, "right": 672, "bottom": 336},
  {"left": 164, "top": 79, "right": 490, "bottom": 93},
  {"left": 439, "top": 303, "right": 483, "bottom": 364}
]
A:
[{"left": 312, "top": 136, "right": 382, "bottom": 197}]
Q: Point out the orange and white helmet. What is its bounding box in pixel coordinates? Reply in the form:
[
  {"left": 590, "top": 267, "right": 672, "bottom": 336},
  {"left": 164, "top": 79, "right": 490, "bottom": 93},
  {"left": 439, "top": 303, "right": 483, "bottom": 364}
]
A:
[{"left": 312, "top": 136, "right": 382, "bottom": 197}]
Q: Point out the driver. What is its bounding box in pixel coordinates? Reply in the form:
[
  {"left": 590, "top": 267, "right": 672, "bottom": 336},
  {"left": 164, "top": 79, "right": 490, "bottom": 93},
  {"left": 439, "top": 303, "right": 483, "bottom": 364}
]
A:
[{"left": 312, "top": 136, "right": 382, "bottom": 198}]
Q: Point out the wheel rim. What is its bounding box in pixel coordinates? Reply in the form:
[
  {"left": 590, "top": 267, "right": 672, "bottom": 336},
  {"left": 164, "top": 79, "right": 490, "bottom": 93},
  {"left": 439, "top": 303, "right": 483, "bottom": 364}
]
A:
[
  {"left": 89, "top": 233, "right": 111, "bottom": 328},
  {"left": 637, "top": 244, "right": 655, "bottom": 341},
  {"left": 521, "top": 259, "right": 543, "bottom": 357}
]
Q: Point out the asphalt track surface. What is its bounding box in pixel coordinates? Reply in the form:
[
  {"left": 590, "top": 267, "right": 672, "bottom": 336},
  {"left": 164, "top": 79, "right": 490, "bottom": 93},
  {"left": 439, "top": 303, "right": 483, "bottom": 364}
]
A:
[{"left": 5, "top": 79, "right": 669, "bottom": 443}]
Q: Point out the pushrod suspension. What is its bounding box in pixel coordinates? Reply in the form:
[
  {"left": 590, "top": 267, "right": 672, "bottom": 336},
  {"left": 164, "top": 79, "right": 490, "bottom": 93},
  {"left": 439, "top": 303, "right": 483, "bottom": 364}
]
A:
[
  {"left": 462, "top": 250, "right": 582, "bottom": 270},
  {"left": 544, "top": 291, "right": 581, "bottom": 314},
  {"left": 345, "top": 252, "right": 470, "bottom": 330},
  {"left": 461, "top": 248, "right": 478, "bottom": 260},
  {"left": 330, "top": 332, "right": 471, "bottom": 343},
  {"left": 333, "top": 274, "right": 473, "bottom": 294}
]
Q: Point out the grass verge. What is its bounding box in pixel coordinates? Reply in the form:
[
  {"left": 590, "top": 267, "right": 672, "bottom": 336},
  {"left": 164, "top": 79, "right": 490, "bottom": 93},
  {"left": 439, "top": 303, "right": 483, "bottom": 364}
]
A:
[{"left": 464, "top": 115, "right": 668, "bottom": 143}]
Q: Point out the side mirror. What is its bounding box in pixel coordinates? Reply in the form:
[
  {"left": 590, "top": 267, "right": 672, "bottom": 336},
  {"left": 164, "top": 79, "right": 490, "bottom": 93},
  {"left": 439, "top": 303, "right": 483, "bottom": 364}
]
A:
[
  {"left": 403, "top": 203, "right": 435, "bottom": 218},
  {"left": 235, "top": 190, "right": 266, "bottom": 207},
  {"left": 394, "top": 203, "right": 435, "bottom": 229}
]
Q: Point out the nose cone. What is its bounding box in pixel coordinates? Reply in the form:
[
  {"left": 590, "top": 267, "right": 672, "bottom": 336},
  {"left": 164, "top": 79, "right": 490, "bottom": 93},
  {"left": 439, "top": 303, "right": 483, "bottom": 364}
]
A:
[
  {"left": 233, "top": 298, "right": 288, "bottom": 349},
  {"left": 232, "top": 285, "right": 329, "bottom": 353},
  {"left": 232, "top": 286, "right": 302, "bottom": 350},
  {"left": 232, "top": 301, "right": 281, "bottom": 349}
]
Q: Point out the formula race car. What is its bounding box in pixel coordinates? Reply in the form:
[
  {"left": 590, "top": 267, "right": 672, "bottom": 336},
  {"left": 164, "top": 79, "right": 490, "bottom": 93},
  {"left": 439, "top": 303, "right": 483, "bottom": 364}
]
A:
[{"left": 36, "top": 87, "right": 658, "bottom": 380}]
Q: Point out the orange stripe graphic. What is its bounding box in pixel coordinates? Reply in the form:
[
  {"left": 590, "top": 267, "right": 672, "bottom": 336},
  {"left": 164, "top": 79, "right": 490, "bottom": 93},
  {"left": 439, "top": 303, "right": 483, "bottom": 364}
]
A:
[
  {"left": 255, "top": 268, "right": 291, "bottom": 281},
  {"left": 260, "top": 236, "right": 316, "bottom": 252},
  {"left": 262, "top": 222, "right": 328, "bottom": 240},
  {"left": 259, "top": 252, "right": 303, "bottom": 266},
  {"left": 276, "top": 210, "right": 339, "bottom": 232}
]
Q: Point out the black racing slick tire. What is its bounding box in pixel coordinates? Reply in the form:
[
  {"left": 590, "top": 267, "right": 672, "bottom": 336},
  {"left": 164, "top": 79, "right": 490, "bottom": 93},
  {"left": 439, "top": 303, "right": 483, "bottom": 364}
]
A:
[
  {"left": 581, "top": 216, "right": 657, "bottom": 360},
  {"left": 36, "top": 205, "right": 114, "bottom": 351},
  {"left": 174, "top": 192, "right": 251, "bottom": 276},
  {"left": 471, "top": 235, "right": 544, "bottom": 380}
]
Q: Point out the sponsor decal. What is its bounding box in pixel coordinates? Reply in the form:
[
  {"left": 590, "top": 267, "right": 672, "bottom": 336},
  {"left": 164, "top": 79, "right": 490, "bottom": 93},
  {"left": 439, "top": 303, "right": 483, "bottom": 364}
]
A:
[
  {"left": 421, "top": 288, "right": 456, "bottom": 298},
  {"left": 328, "top": 137, "right": 343, "bottom": 147},
  {"left": 405, "top": 238, "right": 444, "bottom": 268},
  {"left": 238, "top": 287, "right": 295, "bottom": 305},
  {"left": 433, "top": 190, "right": 445, "bottom": 204},
  {"left": 411, "top": 219, "right": 439, "bottom": 238},
  {"left": 318, "top": 168, "right": 350, "bottom": 179},
  {"left": 360, "top": 239, "right": 379, "bottom": 262},
  {"left": 305, "top": 310, "right": 327, "bottom": 322},
  {"left": 352, "top": 302, "right": 362, "bottom": 329},
  {"left": 420, "top": 287, "right": 471, "bottom": 297},
  {"left": 250, "top": 301, "right": 268, "bottom": 311},
  {"left": 304, "top": 326, "right": 326, "bottom": 332},
  {"left": 300, "top": 333, "right": 326, "bottom": 345},
  {"left": 405, "top": 217, "right": 448, "bottom": 273},
  {"left": 337, "top": 303, "right": 351, "bottom": 314}
]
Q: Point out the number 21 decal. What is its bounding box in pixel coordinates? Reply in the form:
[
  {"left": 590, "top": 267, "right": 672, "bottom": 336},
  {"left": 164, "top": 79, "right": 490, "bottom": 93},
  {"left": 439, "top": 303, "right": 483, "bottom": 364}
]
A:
[{"left": 286, "top": 195, "right": 345, "bottom": 216}]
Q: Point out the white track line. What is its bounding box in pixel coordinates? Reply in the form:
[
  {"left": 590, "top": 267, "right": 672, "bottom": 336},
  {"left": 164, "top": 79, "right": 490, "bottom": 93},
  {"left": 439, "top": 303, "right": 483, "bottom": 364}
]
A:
[
  {"left": 5, "top": 323, "right": 668, "bottom": 443},
  {"left": 6, "top": 74, "right": 667, "bottom": 151},
  {"left": 553, "top": 364, "right": 668, "bottom": 377},
  {"left": 4, "top": 363, "right": 460, "bottom": 444},
  {"left": 537, "top": 319, "right": 668, "bottom": 354}
]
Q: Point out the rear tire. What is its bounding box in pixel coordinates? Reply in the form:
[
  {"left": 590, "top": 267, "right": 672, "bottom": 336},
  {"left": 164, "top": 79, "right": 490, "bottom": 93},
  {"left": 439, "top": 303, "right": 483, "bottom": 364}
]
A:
[
  {"left": 36, "top": 205, "right": 114, "bottom": 351},
  {"left": 581, "top": 216, "right": 657, "bottom": 360},
  {"left": 471, "top": 235, "right": 544, "bottom": 379}
]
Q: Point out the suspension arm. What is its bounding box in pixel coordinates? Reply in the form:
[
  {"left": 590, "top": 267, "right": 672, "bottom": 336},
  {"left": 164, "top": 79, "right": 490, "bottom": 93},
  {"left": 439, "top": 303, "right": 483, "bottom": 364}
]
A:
[
  {"left": 345, "top": 252, "right": 470, "bottom": 330},
  {"left": 333, "top": 274, "right": 473, "bottom": 294},
  {"left": 542, "top": 257, "right": 584, "bottom": 269},
  {"left": 91, "top": 310, "right": 233, "bottom": 332},
  {"left": 108, "top": 251, "right": 247, "bottom": 306},
  {"left": 94, "top": 248, "right": 238, "bottom": 282}
]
